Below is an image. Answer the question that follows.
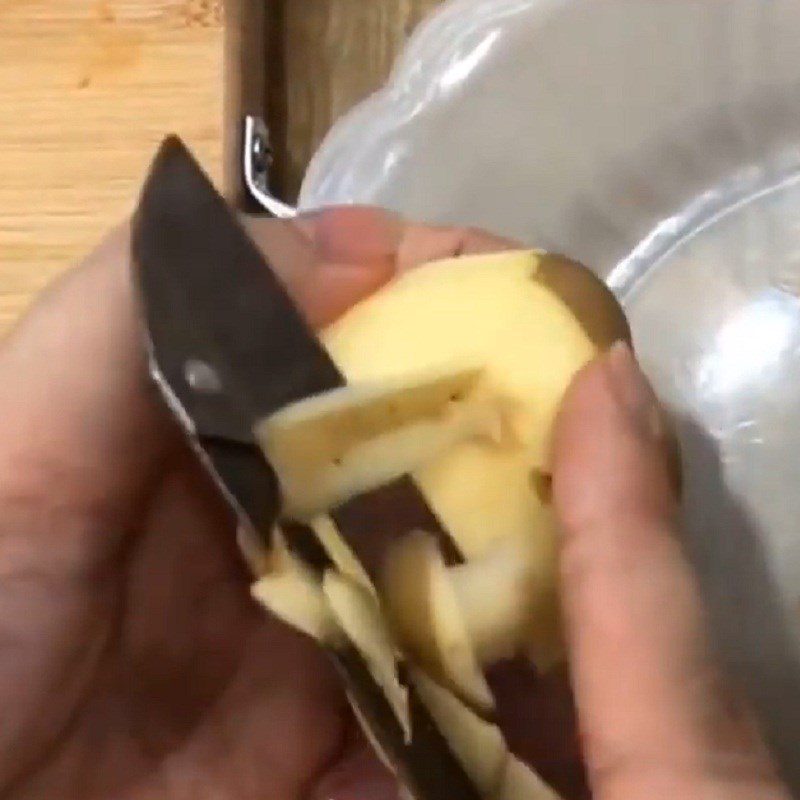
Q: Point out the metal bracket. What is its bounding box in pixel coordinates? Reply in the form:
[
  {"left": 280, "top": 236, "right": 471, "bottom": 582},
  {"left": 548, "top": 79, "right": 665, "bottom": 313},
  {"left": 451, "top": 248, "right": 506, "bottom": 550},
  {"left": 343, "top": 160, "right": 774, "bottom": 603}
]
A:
[{"left": 243, "top": 116, "right": 297, "bottom": 218}]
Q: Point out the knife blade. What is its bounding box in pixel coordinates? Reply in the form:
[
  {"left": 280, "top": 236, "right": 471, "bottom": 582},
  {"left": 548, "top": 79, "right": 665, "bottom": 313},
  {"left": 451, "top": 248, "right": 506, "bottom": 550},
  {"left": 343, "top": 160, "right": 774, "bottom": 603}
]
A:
[
  {"left": 131, "top": 137, "right": 482, "bottom": 800},
  {"left": 132, "top": 136, "right": 341, "bottom": 538}
]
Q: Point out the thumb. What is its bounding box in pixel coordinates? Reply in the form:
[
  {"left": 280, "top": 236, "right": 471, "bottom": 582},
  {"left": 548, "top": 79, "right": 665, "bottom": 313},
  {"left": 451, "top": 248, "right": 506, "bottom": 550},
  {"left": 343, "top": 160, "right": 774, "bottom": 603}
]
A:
[
  {"left": 0, "top": 208, "right": 400, "bottom": 557},
  {"left": 551, "top": 342, "right": 787, "bottom": 799}
]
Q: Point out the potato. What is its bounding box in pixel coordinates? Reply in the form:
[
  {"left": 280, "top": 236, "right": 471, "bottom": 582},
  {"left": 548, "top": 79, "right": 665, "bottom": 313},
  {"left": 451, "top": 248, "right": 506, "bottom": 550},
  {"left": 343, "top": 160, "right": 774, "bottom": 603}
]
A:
[
  {"left": 251, "top": 248, "right": 627, "bottom": 799},
  {"left": 448, "top": 537, "right": 541, "bottom": 665},
  {"left": 320, "top": 249, "right": 628, "bottom": 660}
]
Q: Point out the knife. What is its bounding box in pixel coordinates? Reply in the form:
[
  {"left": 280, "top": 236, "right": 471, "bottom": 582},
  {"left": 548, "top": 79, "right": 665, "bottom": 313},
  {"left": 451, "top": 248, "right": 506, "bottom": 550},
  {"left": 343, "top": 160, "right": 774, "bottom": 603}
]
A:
[{"left": 131, "top": 136, "right": 482, "bottom": 800}]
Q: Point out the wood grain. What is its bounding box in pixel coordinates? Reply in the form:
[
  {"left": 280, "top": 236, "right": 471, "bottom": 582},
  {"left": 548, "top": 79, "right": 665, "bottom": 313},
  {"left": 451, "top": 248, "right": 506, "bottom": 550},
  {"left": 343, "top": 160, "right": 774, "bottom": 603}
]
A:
[
  {"left": 0, "top": 0, "right": 225, "bottom": 333},
  {"left": 224, "top": 0, "right": 266, "bottom": 204},
  {"left": 271, "top": 0, "right": 443, "bottom": 199},
  {"left": 0, "top": 0, "right": 445, "bottom": 333}
]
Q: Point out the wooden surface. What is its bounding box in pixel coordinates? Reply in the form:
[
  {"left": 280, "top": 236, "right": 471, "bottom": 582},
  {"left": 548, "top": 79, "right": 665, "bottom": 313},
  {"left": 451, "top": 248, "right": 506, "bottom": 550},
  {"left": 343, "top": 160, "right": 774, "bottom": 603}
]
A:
[
  {"left": 0, "top": 0, "right": 225, "bottom": 333},
  {"left": 0, "top": 0, "right": 444, "bottom": 333},
  {"left": 269, "top": 0, "right": 443, "bottom": 199}
]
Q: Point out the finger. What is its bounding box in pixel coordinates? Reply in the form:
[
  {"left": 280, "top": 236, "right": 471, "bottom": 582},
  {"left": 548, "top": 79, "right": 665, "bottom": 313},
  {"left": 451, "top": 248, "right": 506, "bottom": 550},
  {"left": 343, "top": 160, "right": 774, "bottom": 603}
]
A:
[
  {"left": 310, "top": 730, "right": 399, "bottom": 800},
  {"left": 552, "top": 342, "right": 784, "bottom": 797},
  {"left": 0, "top": 210, "right": 512, "bottom": 557},
  {"left": 242, "top": 207, "right": 403, "bottom": 328},
  {"left": 300, "top": 205, "right": 405, "bottom": 266},
  {"left": 0, "top": 210, "right": 399, "bottom": 555},
  {"left": 396, "top": 223, "right": 518, "bottom": 272},
  {"left": 243, "top": 214, "right": 519, "bottom": 326},
  {"left": 0, "top": 223, "right": 172, "bottom": 559}
]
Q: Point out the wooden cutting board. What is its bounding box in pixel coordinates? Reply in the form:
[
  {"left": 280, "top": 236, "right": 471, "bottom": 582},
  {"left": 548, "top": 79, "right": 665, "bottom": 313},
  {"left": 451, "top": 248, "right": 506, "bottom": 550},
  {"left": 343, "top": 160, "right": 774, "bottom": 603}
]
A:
[
  {"left": 0, "top": 0, "right": 445, "bottom": 335},
  {"left": 0, "top": 0, "right": 225, "bottom": 333}
]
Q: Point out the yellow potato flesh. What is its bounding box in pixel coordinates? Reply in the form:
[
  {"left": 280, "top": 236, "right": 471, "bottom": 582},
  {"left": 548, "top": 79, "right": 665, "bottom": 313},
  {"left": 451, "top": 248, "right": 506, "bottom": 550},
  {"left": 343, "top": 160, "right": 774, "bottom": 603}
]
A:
[
  {"left": 414, "top": 444, "right": 552, "bottom": 558},
  {"left": 322, "top": 250, "right": 596, "bottom": 476},
  {"left": 250, "top": 535, "right": 339, "bottom": 642},
  {"left": 449, "top": 537, "right": 541, "bottom": 665}
]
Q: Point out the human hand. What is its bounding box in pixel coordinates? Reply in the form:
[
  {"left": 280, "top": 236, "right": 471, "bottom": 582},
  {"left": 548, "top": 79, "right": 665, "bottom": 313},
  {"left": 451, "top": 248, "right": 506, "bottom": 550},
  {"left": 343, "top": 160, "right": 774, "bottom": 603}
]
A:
[
  {"left": 550, "top": 340, "right": 791, "bottom": 799},
  {"left": 0, "top": 208, "right": 512, "bottom": 800},
  {"left": 0, "top": 202, "right": 789, "bottom": 800}
]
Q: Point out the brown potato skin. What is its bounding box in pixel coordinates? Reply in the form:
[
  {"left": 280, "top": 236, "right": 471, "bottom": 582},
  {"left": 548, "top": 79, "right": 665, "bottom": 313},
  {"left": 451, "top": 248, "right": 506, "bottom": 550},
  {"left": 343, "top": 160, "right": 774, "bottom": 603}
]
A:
[
  {"left": 536, "top": 252, "right": 682, "bottom": 496},
  {"left": 533, "top": 253, "right": 632, "bottom": 350},
  {"left": 531, "top": 469, "right": 553, "bottom": 505}
]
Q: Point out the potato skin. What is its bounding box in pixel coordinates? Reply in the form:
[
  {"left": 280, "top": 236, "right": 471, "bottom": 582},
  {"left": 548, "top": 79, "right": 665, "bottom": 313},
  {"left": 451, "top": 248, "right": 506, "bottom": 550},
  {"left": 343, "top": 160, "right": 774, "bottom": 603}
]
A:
[
  {"left": 533, "top": 253, "right": 632, "bottom": 350},
  {"left": 537, "top": 252, "right": 683, "bottom": 495}
]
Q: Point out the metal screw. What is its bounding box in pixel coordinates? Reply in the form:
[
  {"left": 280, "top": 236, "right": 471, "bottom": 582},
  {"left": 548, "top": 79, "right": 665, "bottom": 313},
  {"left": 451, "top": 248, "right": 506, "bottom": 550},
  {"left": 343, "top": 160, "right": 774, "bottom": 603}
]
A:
[{"left": 251, "top": 133, "right": 272, "bottom": 174}]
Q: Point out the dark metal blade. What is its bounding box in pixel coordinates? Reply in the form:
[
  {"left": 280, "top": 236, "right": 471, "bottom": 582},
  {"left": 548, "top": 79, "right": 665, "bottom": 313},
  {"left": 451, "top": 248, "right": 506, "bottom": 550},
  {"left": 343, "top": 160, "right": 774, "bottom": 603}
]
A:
[
  {"left": 132, "top": 136, "right": 341, "bottom": 536},
  {"left": 132, "top": 135, "right": 341, "bottom": 444},
  {"left": 130, "top": 137, "right": 482, "bottom": 800}
]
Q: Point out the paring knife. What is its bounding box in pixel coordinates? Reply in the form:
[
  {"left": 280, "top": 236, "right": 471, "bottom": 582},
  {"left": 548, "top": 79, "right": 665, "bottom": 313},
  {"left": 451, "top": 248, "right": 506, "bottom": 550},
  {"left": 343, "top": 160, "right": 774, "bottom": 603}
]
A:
[{"left": 131, "top": 136, "right": 482, "bottom": 800}]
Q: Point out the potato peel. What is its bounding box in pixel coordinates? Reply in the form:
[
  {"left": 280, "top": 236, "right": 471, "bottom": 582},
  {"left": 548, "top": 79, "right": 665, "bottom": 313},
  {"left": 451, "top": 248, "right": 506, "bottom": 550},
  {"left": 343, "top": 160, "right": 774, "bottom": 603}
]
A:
[
  {"left": 311, "top": 515, "right": 376, "bottom": 595},
  {"left": 382, "top": 531, "right": 494, "bottom": 712},
  {"left": 411, "top": 668, "right": 506, "bottom": 795},
  {"left": 250, "top": 533, "right": 340, "bottom": 642},
  {"left": 493, "top": 754, "right": 563, "bottom": 800},
  {"left": 412, "top": 668, "right": 563, "bottom": 800},
  {"left": 323, "top": 570, "right": 412, "bottom": 740}
]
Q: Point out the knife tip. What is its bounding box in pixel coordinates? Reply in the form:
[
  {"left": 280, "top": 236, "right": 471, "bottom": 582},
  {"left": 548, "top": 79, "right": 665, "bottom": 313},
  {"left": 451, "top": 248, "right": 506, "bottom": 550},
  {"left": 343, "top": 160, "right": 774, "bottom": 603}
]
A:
[
  {"left": 156, "top": 133, "right": 193, "bottom": 163},
  {"left": 144, "top": 134, "right": 206, "bottom": 194},
  {"left": 134, "top": 134, "right": 223, "bottom": 245}
]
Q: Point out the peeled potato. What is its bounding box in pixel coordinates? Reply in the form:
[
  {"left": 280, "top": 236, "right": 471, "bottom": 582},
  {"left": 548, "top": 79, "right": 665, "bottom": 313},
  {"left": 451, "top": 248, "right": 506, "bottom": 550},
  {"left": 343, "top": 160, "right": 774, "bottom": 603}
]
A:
[{"left": 321, "top": 249, "right": 628, "bottom": 660}]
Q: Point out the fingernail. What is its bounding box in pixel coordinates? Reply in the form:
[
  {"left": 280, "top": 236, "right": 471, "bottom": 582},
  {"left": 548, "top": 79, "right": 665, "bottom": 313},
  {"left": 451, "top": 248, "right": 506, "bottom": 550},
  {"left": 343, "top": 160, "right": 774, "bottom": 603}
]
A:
[
  {"left": 604, "top": 341, "right": 662, "bottom": 438},
  {"left": 303, "top": 206, "right": 405, "bottom": 264}
]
